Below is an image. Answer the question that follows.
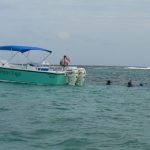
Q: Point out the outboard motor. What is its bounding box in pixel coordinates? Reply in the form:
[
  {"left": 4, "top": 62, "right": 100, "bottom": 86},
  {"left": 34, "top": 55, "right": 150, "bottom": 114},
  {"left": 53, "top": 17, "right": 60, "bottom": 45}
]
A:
[
  {"left": 76, "top": 68, "right": 86, "bottom": 86},
  {"left": 66, "top": 67, "right": 86, "bottom": 86},
  {"left": 66, "top": 67, "right": 78, "bottom": 86}
]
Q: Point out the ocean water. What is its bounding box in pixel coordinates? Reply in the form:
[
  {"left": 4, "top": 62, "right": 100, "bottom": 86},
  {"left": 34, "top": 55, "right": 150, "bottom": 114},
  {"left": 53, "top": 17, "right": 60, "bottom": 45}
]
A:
[{"left": 0, "top": 66, "right": 150, "bottom": 150}]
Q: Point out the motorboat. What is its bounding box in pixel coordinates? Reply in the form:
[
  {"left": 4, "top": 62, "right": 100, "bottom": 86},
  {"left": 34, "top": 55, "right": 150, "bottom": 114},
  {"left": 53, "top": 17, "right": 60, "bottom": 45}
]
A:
[{"left": 0, "top": 45, "right": 86, "bottom": 86}]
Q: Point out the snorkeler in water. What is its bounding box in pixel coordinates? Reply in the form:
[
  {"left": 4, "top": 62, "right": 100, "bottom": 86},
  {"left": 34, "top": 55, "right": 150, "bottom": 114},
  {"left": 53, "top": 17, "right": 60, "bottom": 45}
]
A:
[{"left": 127, "top": 80, "right": 133, "bottom": 87}]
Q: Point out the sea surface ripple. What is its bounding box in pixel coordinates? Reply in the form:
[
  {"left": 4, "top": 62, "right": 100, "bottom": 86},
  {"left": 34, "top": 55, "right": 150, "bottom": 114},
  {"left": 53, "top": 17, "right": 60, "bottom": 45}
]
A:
[{"left": 0, "top": 66, "right": 150, "bottom": 150}]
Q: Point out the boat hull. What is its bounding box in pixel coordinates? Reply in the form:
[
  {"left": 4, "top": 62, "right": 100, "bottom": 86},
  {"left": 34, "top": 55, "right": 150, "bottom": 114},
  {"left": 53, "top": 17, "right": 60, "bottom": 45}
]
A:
[{"left": 0, "top": 67, "right": 66, "bottom": 85}]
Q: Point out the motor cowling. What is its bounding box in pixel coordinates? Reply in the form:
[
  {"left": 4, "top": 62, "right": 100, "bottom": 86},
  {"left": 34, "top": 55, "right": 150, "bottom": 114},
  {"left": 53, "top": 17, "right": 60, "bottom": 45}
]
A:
[
  {"left": 66, "top": 67, "right": 86, "bottom": 86},
  {"left": 76, "top": 68, "right": 86, "bottom": 86}
]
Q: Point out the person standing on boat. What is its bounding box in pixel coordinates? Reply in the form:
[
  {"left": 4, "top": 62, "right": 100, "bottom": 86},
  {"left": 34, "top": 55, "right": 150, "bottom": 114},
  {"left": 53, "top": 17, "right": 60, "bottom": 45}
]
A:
[{"left": 60, "top": 55, "right": 70, "bottom": 70}]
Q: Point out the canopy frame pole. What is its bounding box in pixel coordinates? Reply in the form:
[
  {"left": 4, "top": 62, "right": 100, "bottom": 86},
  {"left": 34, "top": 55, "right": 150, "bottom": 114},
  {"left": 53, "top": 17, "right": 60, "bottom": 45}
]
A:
[
  {"left": 25, "top": 51, "right": 30, "bottom": 57},
  {"left": 39, "top": 53, "right": 51, "bottom": 65},
  {"left": 22, "top": 53, "right": 32, "bottom": 63},
  {"left": 22, "top": 53, "right": 39, "bottom": 70},
  {"left": 7, "top": 51, "right": 19, "bottom": 63}
]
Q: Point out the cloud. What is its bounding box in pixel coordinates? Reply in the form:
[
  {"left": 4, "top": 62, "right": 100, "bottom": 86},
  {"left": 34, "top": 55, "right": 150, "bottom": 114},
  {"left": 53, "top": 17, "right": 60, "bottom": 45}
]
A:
[{"left": 57, "top": 32, "right": 71, "bottom": 40}]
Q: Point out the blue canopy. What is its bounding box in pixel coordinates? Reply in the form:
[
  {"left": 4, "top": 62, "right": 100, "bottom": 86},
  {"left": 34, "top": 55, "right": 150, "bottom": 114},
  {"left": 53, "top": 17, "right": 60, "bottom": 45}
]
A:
[{"left": 0, "top": 45, "right": 52, "bottom": 53}]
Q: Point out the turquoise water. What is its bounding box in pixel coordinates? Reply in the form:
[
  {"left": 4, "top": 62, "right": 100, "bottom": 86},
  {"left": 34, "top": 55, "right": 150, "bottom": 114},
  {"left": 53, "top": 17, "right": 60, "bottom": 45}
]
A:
[{"left": 0, "top": 66, "right": 150, "bottom": 150}]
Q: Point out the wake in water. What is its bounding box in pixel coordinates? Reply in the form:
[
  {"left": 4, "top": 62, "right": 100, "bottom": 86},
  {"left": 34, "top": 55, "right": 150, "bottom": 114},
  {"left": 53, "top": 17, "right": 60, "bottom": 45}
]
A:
[{"left": 126, "top": 66, "right": 150, "bottom": 70}]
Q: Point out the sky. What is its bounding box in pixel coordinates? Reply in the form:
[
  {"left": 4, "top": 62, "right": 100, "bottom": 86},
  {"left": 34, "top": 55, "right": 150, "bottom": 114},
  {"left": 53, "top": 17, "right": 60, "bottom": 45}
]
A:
[{"left": 0, "top": 0, "right": 150, "bottom": 66}]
